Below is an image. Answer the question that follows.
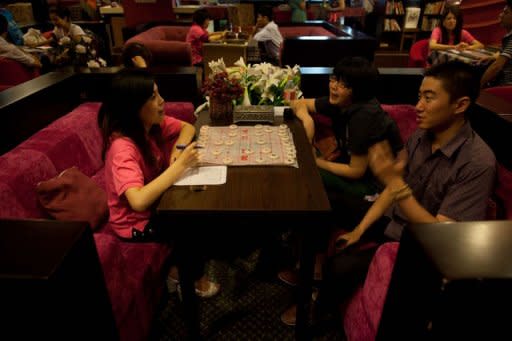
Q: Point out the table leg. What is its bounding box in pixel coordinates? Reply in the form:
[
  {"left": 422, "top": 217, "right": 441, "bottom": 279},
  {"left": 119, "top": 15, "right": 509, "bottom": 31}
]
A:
[
  {"left": 296, "top": 228, "right": 315, "bottom": 340},
  {"left": 176, "top": 240, "right": 201, "bottom": 340}
]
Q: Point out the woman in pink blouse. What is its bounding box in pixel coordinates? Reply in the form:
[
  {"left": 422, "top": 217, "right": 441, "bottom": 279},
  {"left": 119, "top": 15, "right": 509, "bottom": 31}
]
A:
[
  {"left": 429, "top": 5, "right": 483, "bottom": 52},
  {"left": 186, "top": 9, "right": 225, "bottom": 66}
]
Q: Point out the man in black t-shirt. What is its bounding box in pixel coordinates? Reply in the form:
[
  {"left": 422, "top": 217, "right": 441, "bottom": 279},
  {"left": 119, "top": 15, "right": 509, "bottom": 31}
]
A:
[
  {"left": 292, "top": 57, "right": 403, "bottom": 223},
  {"left": 280, "top": 57, "right": 404, "bottom": 326}
]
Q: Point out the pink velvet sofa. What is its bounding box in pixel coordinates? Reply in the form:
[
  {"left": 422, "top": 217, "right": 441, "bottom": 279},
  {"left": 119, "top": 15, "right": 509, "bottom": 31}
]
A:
[
  {"left": 313, "top": 103, "right": 512, "bottom": 340},
  {"left": 0, "top": 101, "right": 195, "bottom": 341},
  {"left": 125, "top": 26, "right": 192, "bottom": 67},
  {"left": 0, "top": 57, "right": 40, "bottom": 91}
]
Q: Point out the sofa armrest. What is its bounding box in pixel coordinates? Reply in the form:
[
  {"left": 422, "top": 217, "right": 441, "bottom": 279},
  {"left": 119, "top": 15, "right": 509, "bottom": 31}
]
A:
[{"left": 140, "top": 40, "right": 192, "bottom": 66}]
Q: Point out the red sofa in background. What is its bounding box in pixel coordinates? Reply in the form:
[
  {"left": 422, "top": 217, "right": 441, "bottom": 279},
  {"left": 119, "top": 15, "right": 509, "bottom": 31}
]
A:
[
  {"left": 311, "top": 103, "right": 512, "bottom": 341},
  {"left": 482, "top": 85, "right": 512, "bottom": 104},
  {"left": 125, "top": 25, "right": 192, "bottom": 67},
  {"left": 0, "top": 101, "right": 195, "bottom": 341},
  {"left": 0, "top": 57, "right": 39, "bottom": 91}
]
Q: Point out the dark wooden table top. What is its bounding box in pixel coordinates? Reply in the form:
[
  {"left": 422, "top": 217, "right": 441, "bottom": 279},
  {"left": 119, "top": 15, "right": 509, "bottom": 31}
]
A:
[{"left": 157, "top": 113, "right": 330, "bottom": 219}]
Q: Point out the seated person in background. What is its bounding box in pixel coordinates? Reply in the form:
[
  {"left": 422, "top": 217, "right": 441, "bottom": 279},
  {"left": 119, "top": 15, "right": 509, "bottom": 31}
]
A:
[
  {"left": 186, "top": 9, "right": 225, "bottom": 67},
  {"left": 280, "top": 57, "right": 404, "bottom": 325},
  {"left": 26, "top": 6, "right": 85, "bottom": 47},
  {"left": 316, "top": 61, "right": 496, "bottom": 330},
  {"left": 289, "top": 0, "right": 307, "bottom": 23},
  {"left": 122, "top": 42, "right": 152, "bottom": 68},
  {"left": 252, "top": 6, "right": 283, "bottom": 63},
  {"left": 0, "top": 8, "right": 24, "bottom": 45},
  {"left": 0, "top": 14, "right": 41, "bottom": 69},
  {"left": 324, "top": 0, "right": 346, "bottom": 24},
  {"left": 98, "top": 69, "right": 220, "bottom": 297},
  {"left": 429, "top": 5, "right": 483, "bottom": 53},
  {"left": 480, "top": 0, "right": 512, "bottom": 87}
]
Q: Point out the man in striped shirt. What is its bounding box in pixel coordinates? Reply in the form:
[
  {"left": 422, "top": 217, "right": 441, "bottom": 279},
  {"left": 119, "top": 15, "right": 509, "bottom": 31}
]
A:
[{"left": 480, "top": 0, "right": 512, "bottom": 87}]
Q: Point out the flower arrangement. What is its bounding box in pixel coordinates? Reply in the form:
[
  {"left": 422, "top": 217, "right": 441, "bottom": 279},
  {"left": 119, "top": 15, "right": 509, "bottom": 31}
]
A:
[
  {"left": 202, "top": 71, "right": 244, "bottom": 103},
  {"left": 207, "top": 58, "right": 302, "bottom": 106},
  {"left": 52, "top": 31, "right": 107, "bottom": 68}
]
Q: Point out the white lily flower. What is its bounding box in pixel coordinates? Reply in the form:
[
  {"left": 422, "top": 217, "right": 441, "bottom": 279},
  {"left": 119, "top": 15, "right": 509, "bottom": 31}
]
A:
[
  {"left": 75, "top": 44, "right": 86, "bottom": 54},
  {"left": 87, "top": 60, "right": 100, "bottom": 68}
]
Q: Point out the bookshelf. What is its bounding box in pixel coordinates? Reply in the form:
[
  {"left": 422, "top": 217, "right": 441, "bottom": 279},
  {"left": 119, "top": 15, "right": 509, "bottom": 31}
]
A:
[{"left": 379, "top": 0, "right": 446, "bottom": 51}]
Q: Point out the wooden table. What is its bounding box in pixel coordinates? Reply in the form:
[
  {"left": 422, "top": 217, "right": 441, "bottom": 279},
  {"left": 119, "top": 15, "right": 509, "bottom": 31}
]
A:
[{"left": 157, "top": 113, "right": 331, "bottom": 340}]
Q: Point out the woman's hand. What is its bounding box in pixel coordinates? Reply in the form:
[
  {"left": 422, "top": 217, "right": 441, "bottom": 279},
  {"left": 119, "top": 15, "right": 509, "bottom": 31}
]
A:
[
  {"left": 173, "top": 142, "right": 200, "bottom": 171},
  {"left": 455, "top": 42, "right": 469, "bottom": 51}
]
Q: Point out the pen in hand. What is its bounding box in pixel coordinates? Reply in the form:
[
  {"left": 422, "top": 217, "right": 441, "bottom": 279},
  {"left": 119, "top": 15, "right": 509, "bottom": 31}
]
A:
[{"left": 175, "top": 143, "right": 205, "bottom": 151}]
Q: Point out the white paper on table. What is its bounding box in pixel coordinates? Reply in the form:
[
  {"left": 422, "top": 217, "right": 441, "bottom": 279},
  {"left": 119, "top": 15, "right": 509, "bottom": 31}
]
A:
[{"left": 174, "top": 166, "right": 227, "bottom": 186}]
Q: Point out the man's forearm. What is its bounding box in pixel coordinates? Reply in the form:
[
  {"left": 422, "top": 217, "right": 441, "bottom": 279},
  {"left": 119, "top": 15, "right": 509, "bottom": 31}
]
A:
[{"left": 481, "top": 61, "right": 501, "bottom": 87}]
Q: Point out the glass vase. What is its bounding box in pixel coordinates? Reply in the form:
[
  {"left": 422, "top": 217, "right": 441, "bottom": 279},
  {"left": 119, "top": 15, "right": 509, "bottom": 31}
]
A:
[
  {"left": 242, "top": 86, "right": 251, "bottom": 106},
  {"left": 209, "top": 96, "right": 234, "bottom": 125}
]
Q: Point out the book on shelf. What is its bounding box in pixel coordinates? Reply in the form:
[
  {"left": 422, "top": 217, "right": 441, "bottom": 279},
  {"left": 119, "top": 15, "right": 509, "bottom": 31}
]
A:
[
  {"left": 424, "top": 1, "right": 446, "bottom": 15},
  {"left": 404, "top": 7, "right": 421, "bottom": 29}
]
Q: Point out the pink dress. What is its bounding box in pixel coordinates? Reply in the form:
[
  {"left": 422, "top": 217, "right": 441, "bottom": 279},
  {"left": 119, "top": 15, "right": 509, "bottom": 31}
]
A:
[
  {"left": 104, "top": 116, "right": 182, "bottom": 239},
  {"left": 186, "top": 23, "right": 209, "bottom": 65}
]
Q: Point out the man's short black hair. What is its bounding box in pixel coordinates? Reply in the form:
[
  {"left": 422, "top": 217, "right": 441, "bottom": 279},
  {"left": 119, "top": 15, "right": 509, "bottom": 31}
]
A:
[
  {"left": 257, "top": 6, "right": 273, "bottom": 21},
  {"left": 507, "top": 0, "right": 512, "bottom": 8},
  {"left": 121, "top": 42, "right": 152, "bottom": 67},
  {"left": 332, "top": 56, "right": 379, "bottom": 103},
  {"left": 424, "top": 61, "right": 480, "bottom": 104},
  {"left": 193, "top": 8, "right": 210, "bottom": 25},
  {"left": 0, "top": 14, "right": 7, "bottom": 35}
]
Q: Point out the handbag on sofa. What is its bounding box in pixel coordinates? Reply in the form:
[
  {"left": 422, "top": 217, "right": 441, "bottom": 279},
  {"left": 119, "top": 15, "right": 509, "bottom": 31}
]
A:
[{"left": 36, "top": 167, "right": 108, "bottom": 230}]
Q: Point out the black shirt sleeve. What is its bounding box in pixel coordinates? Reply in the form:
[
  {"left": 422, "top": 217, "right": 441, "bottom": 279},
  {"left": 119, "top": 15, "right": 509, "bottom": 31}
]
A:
[{"left": 347, "top": 105, "right": 404, "bottom": 155}]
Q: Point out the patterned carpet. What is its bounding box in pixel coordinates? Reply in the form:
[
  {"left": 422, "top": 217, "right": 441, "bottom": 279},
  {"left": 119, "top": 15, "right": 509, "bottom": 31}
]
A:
[{"left": 151, "top": 251, "right": 346, "bottom": 340}]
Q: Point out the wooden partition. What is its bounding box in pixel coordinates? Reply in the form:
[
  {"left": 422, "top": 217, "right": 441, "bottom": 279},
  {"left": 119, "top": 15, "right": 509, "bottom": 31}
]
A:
[
  {"left": 300, "top": 66, "right": 424, "bottom": 105},
  {"left": 280, "top": 21, "right": 377, "bottom": 67}
]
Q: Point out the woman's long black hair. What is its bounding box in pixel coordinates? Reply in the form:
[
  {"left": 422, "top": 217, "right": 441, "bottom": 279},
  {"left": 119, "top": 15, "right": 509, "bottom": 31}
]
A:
[
  {"left": 440, "top": 5, "right": 463, "bottom": 45},
  {"left": 98, "top": 68, "right": 164, "bottom": 168}
]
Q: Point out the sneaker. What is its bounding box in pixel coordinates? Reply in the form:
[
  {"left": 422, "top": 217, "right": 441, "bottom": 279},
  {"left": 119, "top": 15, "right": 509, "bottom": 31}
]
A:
[
  {"left": 278, "top": 269, "right": 298, "bottom": 286},
  {"left": 176, "top": 281, "right": 220, "bottom": 300},
  {"left": 280, "top": 304, "right": 297, "bottom": 326},
  {"left": 278, "top": 268, "right": 322, "bottom": 286},
  {"left": 195, "top": 281, "right": 220, "bottom": 298},
  {"left": 280, "top": 302, "right": 315, "bottom": 327}
]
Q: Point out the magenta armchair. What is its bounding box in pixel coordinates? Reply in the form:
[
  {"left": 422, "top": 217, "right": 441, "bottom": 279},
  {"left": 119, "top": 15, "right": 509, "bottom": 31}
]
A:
[
  {"left": 408, "top": 39, "right": 430, "bottom": 68},
  {"left": 125, "top": 26, "right": 193, "bottom": 67},
  {"left": 482, "top": 85, "right": 512, "bottom": 103},
  {"left": 0, "top": 57, "right": 39, "bottom": 90}
]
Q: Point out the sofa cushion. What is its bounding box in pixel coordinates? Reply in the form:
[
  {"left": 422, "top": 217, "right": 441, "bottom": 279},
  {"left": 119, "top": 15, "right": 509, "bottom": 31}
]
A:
[
  {"left": 164, "top": 102, "right": 196, "bottom": 124},
  {"left": 344, "top": 242, "right": 400, "bottom": 341},
  {"left": 36, "top": 167, "right": 108, "bottom": 231},
  {"left": 0, "top": 148, "right": 57, "bottom": 219},
  {"left": 126, "top": 26, "right": 193, "bottom": 66},
  {"left": 381, "top": 104, "right": 417, "bottom": 143},
  {"left": 19, "top": 102, "right": 104, "bottom": 177}
]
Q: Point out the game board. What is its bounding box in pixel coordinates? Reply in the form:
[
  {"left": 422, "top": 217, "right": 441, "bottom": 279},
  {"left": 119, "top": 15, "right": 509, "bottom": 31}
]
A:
[{"left": 197, "top": 124, "right": 298, "bottom": 167}]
